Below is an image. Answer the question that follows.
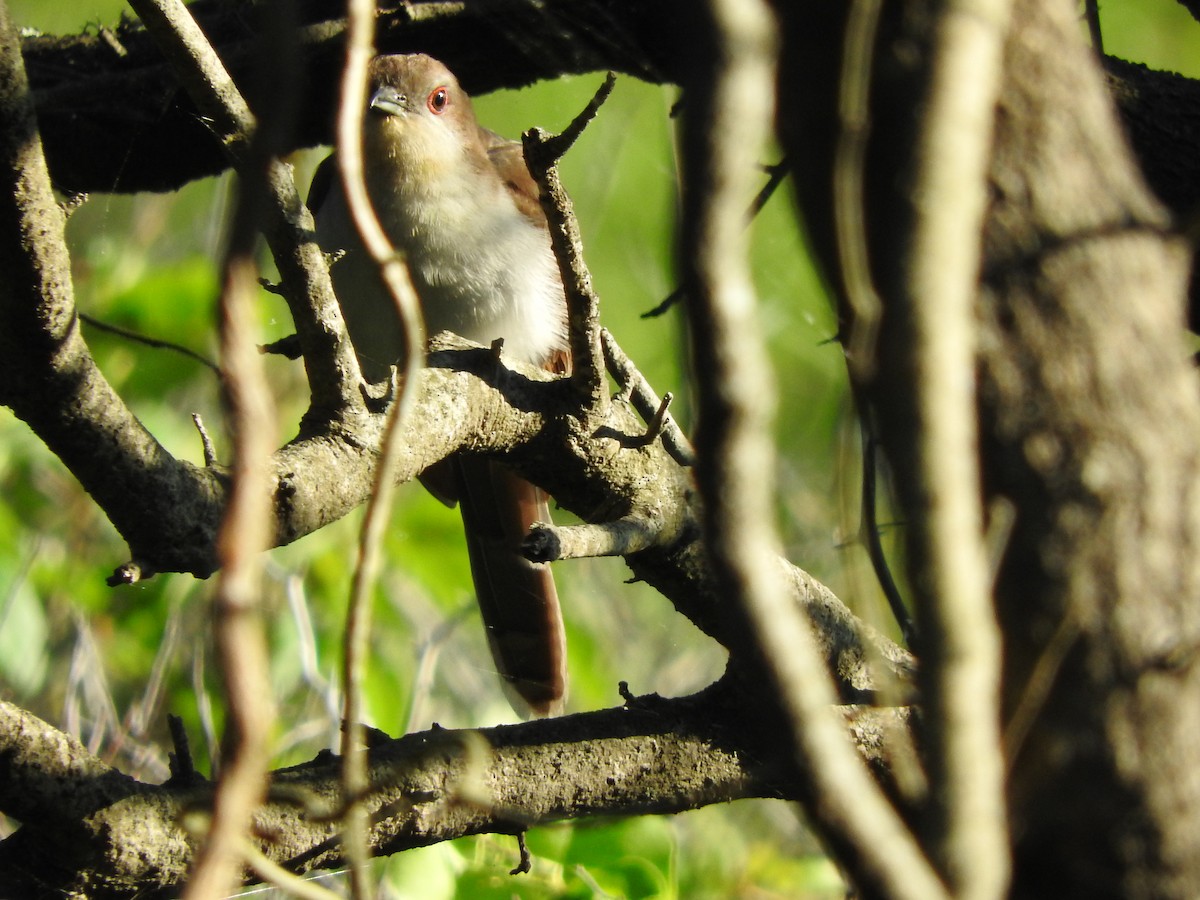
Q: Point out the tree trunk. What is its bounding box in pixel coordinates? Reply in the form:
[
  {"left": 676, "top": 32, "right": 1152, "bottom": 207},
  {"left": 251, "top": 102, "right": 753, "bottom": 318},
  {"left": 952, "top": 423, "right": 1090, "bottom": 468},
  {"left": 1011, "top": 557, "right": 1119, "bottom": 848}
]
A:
[{"left": 777, "top": 0, "right": 1200, "bottom": 895}]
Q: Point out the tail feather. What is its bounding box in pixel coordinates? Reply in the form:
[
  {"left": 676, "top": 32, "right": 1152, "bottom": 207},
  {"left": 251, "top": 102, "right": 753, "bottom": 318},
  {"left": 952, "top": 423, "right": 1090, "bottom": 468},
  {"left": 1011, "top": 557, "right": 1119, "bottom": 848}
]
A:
[{"left": 451, "top": 457, "right": 567, "bottom": 716}]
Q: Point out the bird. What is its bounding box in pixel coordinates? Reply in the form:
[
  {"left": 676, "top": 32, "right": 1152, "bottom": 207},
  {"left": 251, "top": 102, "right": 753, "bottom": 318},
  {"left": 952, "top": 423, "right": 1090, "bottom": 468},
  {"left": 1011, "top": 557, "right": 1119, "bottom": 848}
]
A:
[{"left": 309, "top": 53, "right": 570, "bottom": 716}]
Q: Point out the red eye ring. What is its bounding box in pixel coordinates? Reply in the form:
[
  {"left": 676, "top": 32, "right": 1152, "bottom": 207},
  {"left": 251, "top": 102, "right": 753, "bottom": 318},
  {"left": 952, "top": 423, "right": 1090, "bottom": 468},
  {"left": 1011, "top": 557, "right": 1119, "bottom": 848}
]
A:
[{"left": 427, "top": 86, "right": 449, "bottom": 114}]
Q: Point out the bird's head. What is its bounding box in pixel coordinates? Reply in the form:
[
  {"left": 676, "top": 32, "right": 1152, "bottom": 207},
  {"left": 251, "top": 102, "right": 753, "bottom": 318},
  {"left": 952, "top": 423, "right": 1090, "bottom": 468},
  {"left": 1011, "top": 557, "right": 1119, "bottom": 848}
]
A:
[{"left": 364, "top": 54, "right": 483, "bottom": 179}]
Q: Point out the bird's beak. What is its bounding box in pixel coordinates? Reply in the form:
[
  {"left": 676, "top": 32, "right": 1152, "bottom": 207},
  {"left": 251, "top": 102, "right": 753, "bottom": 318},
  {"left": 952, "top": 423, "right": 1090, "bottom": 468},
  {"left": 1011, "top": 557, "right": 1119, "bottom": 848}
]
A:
[{"left": 369, "top": 85, "right": 407, "bottom": 117}]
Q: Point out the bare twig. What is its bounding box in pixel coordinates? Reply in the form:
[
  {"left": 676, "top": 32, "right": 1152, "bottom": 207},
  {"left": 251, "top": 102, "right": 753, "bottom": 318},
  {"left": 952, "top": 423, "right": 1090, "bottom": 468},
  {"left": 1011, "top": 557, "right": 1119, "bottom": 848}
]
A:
[
  {"left": 634, "top": 392, "right": 675, "bottom": 447},
  {"left": 600, "top": 327, "right": 694, "bottom": 466},
  {"left": 526, "top": 71, "right": 615, "bottom": 161},
  {"left": 858, "top": 413, "right": 914, "bottom": 643},
  {"left": 333, "top": 2, "right": 425, "bottom": 895},
  {"left": 167, "top": 713, "right": 201, "bottom": 785},
  {"left": 639, "top": 286, "right": 684, "bottom": 319},
  {"left": 522, "top": 74, "right": 616, "bottom": 418},
  {"left": 191, "top": 413, "right": 218, "bottom": 467},
  {"left": 509, "top": 831, "right": 532, "bottom": 875},
  {"left": 641, "top": 159, "right": 789, "bottom": 319},
  {"left": 903, "top": 1, "right": 1012, "bottom": 895},
  {"left": 748, "top": 158, "right": 790, "bottom": 218},
  {"left": 79, "top": 313, "right": 221, "bottom": 373},
  {"left": 679, "top": 1, "right": 946, "bottom": 898}
]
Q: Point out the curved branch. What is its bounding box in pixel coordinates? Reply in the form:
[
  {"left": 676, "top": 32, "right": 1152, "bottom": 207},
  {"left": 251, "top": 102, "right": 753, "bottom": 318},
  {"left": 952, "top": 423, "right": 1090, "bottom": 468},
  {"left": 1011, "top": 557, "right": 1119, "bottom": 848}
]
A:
[{"left": 676, "top": 1, "right": 943, "bottom": 897}]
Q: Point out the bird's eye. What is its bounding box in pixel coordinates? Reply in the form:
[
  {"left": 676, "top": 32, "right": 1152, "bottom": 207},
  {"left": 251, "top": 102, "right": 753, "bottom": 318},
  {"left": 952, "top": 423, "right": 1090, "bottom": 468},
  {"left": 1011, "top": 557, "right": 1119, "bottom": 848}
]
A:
[{"left": 427, "top": 87, "right": 449, "bottom": 114}]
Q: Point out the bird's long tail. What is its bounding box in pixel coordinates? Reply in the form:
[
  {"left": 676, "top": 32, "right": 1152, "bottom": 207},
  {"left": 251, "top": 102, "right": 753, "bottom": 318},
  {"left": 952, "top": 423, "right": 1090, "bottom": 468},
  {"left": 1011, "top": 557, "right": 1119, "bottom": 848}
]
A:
[{"left": 426, "top": 457, "right": 567, "bottom": 716}]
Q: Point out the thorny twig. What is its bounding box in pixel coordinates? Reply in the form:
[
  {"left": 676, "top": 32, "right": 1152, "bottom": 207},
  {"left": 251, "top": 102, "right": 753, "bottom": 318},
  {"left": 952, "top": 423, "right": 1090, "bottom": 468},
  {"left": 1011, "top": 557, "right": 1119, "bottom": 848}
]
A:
[{"left": 642, "top": 158, "right": 789, "bottom": 318}]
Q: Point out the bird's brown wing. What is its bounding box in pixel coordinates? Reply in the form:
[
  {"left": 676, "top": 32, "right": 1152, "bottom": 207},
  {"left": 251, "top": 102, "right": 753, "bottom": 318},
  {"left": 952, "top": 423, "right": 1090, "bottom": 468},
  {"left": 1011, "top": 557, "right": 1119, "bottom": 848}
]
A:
[{"left": 482, "top": 127, "right": 547, "bottom": 227}]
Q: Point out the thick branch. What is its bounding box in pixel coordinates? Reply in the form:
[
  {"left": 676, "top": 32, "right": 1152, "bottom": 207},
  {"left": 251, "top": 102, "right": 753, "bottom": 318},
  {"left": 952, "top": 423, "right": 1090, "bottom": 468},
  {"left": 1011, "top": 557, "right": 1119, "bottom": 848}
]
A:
[
  {"left": 23, "top": 0, "right": 690, "bottom": 194},
  {"left": 0, "top": 687, "right": 912, "bottom": 898},
  {"left": 0, "top": 0, "right": 201, "bottom": 587}
]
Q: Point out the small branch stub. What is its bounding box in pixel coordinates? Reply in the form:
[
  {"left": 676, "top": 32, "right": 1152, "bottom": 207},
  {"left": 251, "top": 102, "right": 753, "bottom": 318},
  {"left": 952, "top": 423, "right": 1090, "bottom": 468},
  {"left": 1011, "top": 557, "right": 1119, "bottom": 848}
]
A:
[
  {"left": 601, "top": 328, "right": 694, "bottom": 466},
  {"left": 510, "top": 831, "right": 532, "bottom": 876},
  {"left": 192, "top": 412, "right": 218, "bottom": 467},
  {"left": 107, "top": 560, "right": 153, "bottom": 586},
  {"left": 523, "top": 515, "right": 663, "bottom": 562}
]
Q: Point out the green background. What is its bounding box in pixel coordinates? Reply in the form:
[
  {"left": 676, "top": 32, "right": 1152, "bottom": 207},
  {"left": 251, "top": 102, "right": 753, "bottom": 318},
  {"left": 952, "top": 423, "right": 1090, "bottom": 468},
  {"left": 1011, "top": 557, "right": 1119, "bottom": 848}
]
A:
[{"left": 0, "top": 1, "right": 1193, "bottom": 897}]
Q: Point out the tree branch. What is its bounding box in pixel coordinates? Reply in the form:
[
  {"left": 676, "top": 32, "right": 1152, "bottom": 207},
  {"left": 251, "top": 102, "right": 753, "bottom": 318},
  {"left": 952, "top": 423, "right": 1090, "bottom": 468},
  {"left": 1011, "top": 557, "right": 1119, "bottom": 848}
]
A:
[
  {"left": 678, "top": 2, "right": 943, "bottom": 898},
  {"left": 22, "top": 0, "right": 689, "bottom": 194},
  {"left": 130, "top": 0, "right": 362, "bottom": 417},
  {"left": 0, "top": 687, "right": 913, "bottom": 897},
  {"left": 898, "top": 0, "right": 1010, "bottom": 894},
  {"left": 523, "top": 73, "right": 615, "bottom": 416}
]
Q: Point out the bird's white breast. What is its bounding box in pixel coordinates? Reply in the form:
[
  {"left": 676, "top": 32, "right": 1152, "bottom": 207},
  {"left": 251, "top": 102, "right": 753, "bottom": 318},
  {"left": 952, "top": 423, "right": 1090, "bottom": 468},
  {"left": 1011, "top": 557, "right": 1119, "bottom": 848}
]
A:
[{"left": 317, "top": 126, "right": 566, "bottom": 381}]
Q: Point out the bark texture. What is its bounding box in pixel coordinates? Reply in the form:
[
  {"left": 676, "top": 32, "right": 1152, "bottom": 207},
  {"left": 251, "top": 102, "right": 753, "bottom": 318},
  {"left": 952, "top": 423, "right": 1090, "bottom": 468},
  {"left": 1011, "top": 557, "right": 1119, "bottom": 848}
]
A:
[{"left": 776, "top": 0, "right": 1200, "bottom": 896}]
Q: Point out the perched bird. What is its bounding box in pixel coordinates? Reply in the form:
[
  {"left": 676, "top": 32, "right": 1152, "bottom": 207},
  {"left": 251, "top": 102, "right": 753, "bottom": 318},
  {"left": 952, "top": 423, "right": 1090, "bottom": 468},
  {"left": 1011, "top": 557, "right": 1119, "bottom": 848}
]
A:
[{"left": 310, "top": 53, "right": 569, "bottom": 716}]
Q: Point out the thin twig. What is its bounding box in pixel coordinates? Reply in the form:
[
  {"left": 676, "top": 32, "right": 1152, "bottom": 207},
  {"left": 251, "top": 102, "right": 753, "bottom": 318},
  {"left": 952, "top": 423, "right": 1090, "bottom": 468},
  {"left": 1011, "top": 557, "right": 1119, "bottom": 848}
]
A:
[
  {"left": 192, "top": 413, "right": 218, "bottom": 467},
  {"left": 858, "top": 413, "right": 915, "bottom": 643},
  {"left": 903, "top": 0, "right": 1012, "bottom": 894},
  {"left": 748, "top": 158, "right": 790, "bottom": 218},
  {"left": 80, "top": 312, "right": 221, "bottom": 374},
  {"left": 642, "top": 159, "right": 789, "bottom": 319},
  {"left": 166, "top": 713, "right": 201, "bottom": 785},
  {"left": 509, "top": 831, "right": 532, "bottom": 875},
  {"left": 334, "top": 2, "right": 425, "bottom": 896},
  {"left": 526, "top": 72, "right": 616, "bottom": 162},
  {"left": 638, "top": 392, "right": 674, "bottom": 444},
  {"left": 640, "top": 286, "right": 683, "bottom": 319}
]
